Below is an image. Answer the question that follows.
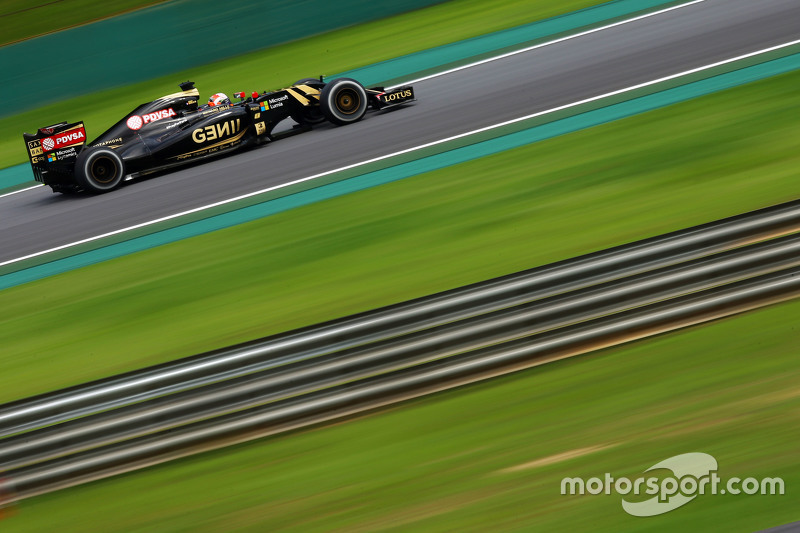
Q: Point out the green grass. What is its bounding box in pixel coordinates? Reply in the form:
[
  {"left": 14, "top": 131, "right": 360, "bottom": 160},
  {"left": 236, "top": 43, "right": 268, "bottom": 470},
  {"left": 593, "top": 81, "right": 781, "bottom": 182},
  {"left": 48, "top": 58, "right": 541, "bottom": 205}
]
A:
[
  {"left": 0, "top": 0, "right": 165, "bottom": 46},
  {"left": 3, "top": 294, "right": 798, "bottom": 532},
  {"left": 0, "top": 69, "right": 798, "bottom": 404},
  {"left": 1, "top": 0, "right": 606, "bottom": 170}
]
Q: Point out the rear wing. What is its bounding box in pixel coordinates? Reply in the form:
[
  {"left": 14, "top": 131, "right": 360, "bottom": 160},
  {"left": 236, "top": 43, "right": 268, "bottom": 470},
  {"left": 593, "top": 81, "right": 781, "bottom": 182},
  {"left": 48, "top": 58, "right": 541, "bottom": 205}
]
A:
[{"left": 23, "top": 122, "right": 87, "bottom": 183}]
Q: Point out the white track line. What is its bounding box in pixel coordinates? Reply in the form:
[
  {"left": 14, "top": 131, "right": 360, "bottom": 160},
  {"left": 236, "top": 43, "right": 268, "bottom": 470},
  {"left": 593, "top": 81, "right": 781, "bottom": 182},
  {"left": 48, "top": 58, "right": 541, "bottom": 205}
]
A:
[
  {"left": 3, "top": 44, "right": 799, "bottom": 268},
  {"left": 388, "top": 0, "right": 707, "bottom": 89},
  {"left": 0, "top": 185, "right": 42, "bottom": 198}
]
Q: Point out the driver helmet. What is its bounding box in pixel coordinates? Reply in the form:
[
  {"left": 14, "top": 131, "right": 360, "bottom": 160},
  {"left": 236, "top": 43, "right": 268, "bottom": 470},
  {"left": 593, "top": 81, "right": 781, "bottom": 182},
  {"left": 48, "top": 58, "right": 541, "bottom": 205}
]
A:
[{"left": 208, "top": 92, "right": 230, "bottom": 107}]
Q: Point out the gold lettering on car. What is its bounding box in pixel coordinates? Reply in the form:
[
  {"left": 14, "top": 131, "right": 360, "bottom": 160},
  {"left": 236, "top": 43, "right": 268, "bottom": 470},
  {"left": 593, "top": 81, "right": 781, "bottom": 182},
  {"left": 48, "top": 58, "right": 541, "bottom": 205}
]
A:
[
  {"left": 383, "top": 89, "right": 413, "bottom": 102},
  {"left": 191, "top": 119, "right": 242, "bottom": 144}
]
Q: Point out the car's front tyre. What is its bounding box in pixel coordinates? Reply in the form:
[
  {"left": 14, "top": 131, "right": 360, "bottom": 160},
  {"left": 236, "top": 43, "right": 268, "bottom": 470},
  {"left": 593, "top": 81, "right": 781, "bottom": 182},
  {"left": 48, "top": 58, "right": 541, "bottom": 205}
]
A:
[
  {"left": 75, "top": 147, "right": 125, "bottom": 193},
  {"left": 320, "top": 78, "right": 368, "bottom": 125}
]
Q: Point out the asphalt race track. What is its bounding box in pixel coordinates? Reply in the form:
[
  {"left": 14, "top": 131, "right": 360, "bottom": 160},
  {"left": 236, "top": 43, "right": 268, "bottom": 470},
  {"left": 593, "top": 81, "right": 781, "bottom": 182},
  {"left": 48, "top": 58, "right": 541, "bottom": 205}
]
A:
[{"left": 1, "top": 0, "right": 799, "bottom": 264}]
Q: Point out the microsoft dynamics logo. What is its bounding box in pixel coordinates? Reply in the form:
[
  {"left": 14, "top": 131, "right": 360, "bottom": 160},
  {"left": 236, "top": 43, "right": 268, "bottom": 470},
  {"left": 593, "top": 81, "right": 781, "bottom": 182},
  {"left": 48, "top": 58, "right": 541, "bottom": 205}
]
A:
[{"left": 560, "top": 452, "right": 784, "bottom": 516}]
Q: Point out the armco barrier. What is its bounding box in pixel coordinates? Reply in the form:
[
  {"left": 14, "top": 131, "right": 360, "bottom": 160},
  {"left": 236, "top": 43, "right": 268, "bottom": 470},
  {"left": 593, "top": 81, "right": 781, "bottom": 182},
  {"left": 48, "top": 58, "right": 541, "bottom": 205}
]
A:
[
  {"left": 2, "top": 212, "right": 800, "bottom": 499},
  {"left": 2, "top": 199, "right": 799, "bottom": 435}
]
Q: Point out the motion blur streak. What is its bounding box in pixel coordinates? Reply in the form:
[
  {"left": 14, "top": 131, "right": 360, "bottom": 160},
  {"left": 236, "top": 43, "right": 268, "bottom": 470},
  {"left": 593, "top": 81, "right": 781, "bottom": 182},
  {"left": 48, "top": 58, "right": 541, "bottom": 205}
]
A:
[
  {"left": 388, "top": 0, "right": 707, "bottom": 87},
  {"left": 1, "top": 204, "right": 798, "bottom": 500},
  {"left": 2, "top": 200, "right": 798, "bottom": 434}
]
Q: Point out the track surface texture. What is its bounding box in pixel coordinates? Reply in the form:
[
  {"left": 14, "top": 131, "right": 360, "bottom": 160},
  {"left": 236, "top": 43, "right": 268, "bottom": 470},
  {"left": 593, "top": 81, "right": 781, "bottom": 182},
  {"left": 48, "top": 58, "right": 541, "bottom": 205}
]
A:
[{"left": 1, "top": 0, "right": 799, "bottom": 263}]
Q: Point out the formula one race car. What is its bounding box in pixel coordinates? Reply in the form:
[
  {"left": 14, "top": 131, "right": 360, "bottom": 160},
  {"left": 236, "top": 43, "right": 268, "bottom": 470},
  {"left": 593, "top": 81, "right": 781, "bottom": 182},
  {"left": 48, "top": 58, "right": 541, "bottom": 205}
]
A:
[{"left": 23, "top": 78, "right": 415, "bottom": 193}]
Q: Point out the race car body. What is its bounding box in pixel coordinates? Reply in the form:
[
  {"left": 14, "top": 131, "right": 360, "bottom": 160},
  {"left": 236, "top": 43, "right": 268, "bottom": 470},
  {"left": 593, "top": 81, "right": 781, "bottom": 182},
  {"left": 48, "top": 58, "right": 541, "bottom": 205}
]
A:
[{"left": 23, "top": 78, "right": 415, "bottom": 193}]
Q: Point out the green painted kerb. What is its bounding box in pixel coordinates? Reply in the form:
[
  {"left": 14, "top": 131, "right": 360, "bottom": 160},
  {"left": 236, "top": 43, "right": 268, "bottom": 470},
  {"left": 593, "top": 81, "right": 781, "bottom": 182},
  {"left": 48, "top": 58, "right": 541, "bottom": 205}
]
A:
[
  {"left": 2, "top": 53, "right": 799, "bottom": 291},
  {"left": 0, "top": 165, "right": 34, "bottom": 189}
]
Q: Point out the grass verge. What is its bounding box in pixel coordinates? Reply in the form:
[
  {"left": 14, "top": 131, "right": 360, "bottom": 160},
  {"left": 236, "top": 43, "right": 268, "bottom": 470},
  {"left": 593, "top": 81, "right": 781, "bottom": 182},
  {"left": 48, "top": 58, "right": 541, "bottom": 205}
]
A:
[
  {"left": 0, "top": 0, "right": 165, "bottom": 46},
  {"left": 0, "top": 69, "right": 797, "bottom": 403},
  {"left": 2, "top": 0, "right": 608, "bottom": 170},
  {"left": 3, "top": 293, "right": 798, "bottom": 532}
]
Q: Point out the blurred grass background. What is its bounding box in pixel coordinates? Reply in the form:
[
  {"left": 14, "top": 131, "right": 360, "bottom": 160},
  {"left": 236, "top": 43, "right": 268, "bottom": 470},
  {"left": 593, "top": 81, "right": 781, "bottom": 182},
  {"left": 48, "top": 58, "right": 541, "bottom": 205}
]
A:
[
  {"left": 4, "top": 293, "right": 798, "bottom": 532},
  {"left": 0, "top": 0, "right": 165, "bottom": 45},
  {"left": 0, "top": 0, "right": 604, "bottom": 170},
  {"left": 1, "top": 68, "right": 797, "bottom": 403}
]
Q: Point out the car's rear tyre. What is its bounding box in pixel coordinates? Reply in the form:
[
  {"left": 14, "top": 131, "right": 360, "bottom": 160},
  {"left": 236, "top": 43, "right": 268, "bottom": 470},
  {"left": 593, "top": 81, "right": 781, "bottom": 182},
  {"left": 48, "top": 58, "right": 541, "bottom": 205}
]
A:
[
  {"left": 320, "top": 78, "right": 368, "bottom": 125},
  {"left": 290, "top": 78, "right": 326, "bottom": 125},
  {"left": 75, "top": 147, "right": 125, "bottom": 193}
]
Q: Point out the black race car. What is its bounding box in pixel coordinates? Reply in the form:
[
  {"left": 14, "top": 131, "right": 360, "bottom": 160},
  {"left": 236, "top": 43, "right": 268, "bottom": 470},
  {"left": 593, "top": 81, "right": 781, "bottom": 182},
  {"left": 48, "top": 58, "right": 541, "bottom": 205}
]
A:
[{"left": 23, "top": 78, "right": 415, "bottom": 193}]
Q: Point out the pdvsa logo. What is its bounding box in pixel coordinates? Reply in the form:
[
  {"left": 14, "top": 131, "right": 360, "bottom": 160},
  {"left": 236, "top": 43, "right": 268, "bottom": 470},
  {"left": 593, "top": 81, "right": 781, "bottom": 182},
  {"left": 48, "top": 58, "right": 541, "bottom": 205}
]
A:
[
  {"left": 40, "top": 127, "right": 86, "bottom": 152},
  {"left": 127, "top": 108, "right": 176, "bottom": 130}
]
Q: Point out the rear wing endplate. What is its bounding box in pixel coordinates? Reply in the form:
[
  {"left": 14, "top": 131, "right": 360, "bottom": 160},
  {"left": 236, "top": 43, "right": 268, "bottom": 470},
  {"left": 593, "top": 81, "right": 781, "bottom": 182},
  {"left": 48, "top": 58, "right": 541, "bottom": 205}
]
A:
[{"left": 23, "top": 122, "right": 87, "bottom": 182}]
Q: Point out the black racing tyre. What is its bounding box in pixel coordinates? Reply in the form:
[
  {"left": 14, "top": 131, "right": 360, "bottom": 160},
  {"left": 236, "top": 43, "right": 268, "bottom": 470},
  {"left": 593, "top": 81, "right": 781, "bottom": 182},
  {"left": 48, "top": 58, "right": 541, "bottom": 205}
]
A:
[
  {"left": 290, "top": 78, "right": 326, "bottom": 125},
  {"left": 74, "top": 147, "right": 125, "bottom": 193},
  {"left": 319, "top": 78, "right": 368, "bottom": 126}
]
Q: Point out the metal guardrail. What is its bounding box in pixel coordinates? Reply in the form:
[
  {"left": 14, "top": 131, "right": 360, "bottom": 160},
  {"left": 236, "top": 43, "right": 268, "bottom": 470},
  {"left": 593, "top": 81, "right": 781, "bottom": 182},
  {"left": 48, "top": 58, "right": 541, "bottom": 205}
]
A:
[
  {"left": 2, "top": 199, "right": 799, "bottom": 436},
  {"left": 2, "top": 232, "right": 799, "bottom": 472},
  {"left": 1, "top": 200, "right": 799, "bottom": 500}
]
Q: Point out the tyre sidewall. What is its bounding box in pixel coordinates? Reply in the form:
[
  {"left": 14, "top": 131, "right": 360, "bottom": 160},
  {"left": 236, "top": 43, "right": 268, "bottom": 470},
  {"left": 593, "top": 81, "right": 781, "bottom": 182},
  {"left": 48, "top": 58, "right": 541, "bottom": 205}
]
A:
[
  {"left": 75, "top": 147, "right": 125, "bottom": 193},
  {"left": 320, "top": 78, "right": 368, "bottom": 125}
]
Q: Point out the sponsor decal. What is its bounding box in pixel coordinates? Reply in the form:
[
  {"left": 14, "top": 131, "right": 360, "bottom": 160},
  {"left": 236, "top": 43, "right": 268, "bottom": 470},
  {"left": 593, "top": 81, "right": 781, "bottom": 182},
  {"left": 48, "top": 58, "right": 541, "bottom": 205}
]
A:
[
  {"left": 267, "top": 94, "right": 289, "bottom": 109},
  {"left": 259, "top": 102, "right": 269, "bottom": 112},
  {"left": 55, "top": 147, "right": 77, "bottom": 158},
  {"left": 165, "top": 119, "right": 188, "bottom": 130},
  {"left": 39, "top": 127, "right": 55, "bottom": 135},
  {"left": 40, "top": 127, "right": 86, "bottom": 152},
  {"left": 127, "top": 108, "right": 176, "bottom": 130},
  {"left": 45, "top": 147, "right": 77, "bottom": 162},
  {"left": 127, "top": 115, "right": 143, "bottom": 130},
  {"left": 31, "top": 155, "right": 44, "bottom": 164},
  {"left": 93, "top": 137, "right": 123, "bottom": 147},
  {"left": 191, "top": 118, "right": 242, "bottom": 143},
  {"left": 382, "top": 89, "right": 413, "bottom": 103},
  {"left": 176, "top": 137, "right": 243, "bottom": 161},
  {"left": 26, "top": 140, "right": 40, "bottom": 150},
  {"left": 187, "top": 100, "right": 197, "bottom": 106},
  {"left": 254, "top": 112, "right": 261, "bottom": 119},
  {"left": 201, "top": 104, "right": 230, "bottom": 117},
  {"left": 143, "top": 108, "right": 176, "bottom": 124},
  {"left": 29, "top": 146, "right": 43, "bottom": 157},
  {"left": 255, "top": 122, "right": 266, "bottom": 135}
]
